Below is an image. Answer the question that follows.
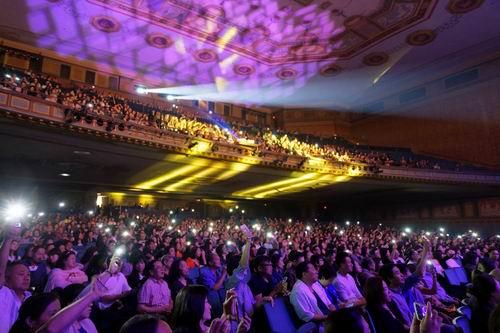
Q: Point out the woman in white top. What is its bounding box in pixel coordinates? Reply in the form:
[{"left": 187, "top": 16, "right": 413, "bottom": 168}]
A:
[{"left": 44, "top": 251, "right": 88, "bottom": 292}]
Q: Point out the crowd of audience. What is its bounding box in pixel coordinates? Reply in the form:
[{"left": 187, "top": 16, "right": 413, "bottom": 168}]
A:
[
  {"left": 0, "top": 65, "right": 479, "bottom": 172},
  {"left": 0, "top": 207, "right": 499, "bottom": 333}
]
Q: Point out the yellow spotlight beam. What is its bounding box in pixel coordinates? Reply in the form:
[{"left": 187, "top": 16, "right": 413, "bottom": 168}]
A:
[
  {"left": 233, "top": 172, "right": 318, "bottom": 197},
  {"left": 164, "top": 162, "right": 225, "bottom": 192},
  {"left": 213, "top": 163, "right": 251, "bottom": 182},
  {"left": 135, "top": 164, "right": 203, "bottom": 190},
  {"left": 254, "top": 175, "right": 351, "bottom": 198}
]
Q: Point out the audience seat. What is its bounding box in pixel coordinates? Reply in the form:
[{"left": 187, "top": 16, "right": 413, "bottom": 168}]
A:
[
  {"left": 263, "top": 297, "right": 318, "bottom": 333},
  {"left": 453, "top": 316, "right": 471, "bottom": 333},
  {"left": 457, "top": 305, "right": 471, "bottom": 320}
]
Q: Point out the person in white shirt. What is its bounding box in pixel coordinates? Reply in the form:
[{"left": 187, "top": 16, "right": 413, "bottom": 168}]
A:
[
  {"left": 290, "top": 261, "right": 336, "bottom": 324},
  {"left": 0, "top": 225, "right": 31, "bottom": 333},
  {"left": 332, "top": 252, "right": 365, "bottom": 305}
]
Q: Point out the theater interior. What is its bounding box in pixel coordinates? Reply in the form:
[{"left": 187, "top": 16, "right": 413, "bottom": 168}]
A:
[{"left": 0, "top": 1, "right": 499, "bottom": 332}]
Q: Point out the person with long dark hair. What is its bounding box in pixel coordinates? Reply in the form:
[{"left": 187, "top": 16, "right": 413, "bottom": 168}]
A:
[
  {"left": 470, "top": 274, "right": 500, "bottom": 333},
  {"left": 364, "top": 276, "right": 407, "bottom": 333},
  {"left": 171, "top": 285, "right": 213, "bottom": 333},
  {"left": 9, "top": 293, "right": 61, "bottom": 333},
  {"left": 168, "top": 259, "right": 190, "bottom": 303}
]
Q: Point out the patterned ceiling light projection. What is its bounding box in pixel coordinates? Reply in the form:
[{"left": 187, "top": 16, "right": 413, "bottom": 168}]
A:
[
  {"left": 446, "top": 0, "right": 485, "bottom": 14},
  {"left": 277, "top": 68, "right": 299, "bottom": 80},
  {"left": 319, "top": 63, "right": 342, "bottom": 77},
  {"left": 363, "top": 52, "right": 389, "bottom": 66},
  {"left": 146, "top": 33, "right": 173, "bottom": 49},
  {"left": 193, "top": 49, "right": 218, "bottom": 63},
  {"left": 233, "top": 64, "right": 255, "bottom": 76},
  {"left": 87, "top": 0, "right": 439, "bottom": 65},
  {"left": 90, "top": 16, "right": 121, "bottom": 33},
  {"left": 406, "top": 29, "right": 437, "bottom": 46}
]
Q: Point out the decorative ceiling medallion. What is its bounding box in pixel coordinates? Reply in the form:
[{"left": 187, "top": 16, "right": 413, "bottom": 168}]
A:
[
  {"left": 276, "top": 68, "right": 298, "bottom": 80},
  {"left": 291, "top": 44, "right": 325, "bottom": 57},
  {"left": 146, "top": 33, "right": 173, "bottom": 49},
  {"left": 319, "top": 64, "right": 342, "bottom": 77},
  {"left": 233, "top": 64, "right": 255, "bottom": 76},
  {"left": 363, "top": 52, "right": 389, "bottom": 66},
  {"left": 90, "top": 16, "right": 121, "bottom": 33},
  {"left": 406, "top": 29, "right": 436, "bottom": 46},
  {"left": 193, "top": 49, "right": 218, "bottom": 63},
  {"left": 446, "top": 0, "right": 485, "bottom": 14}
]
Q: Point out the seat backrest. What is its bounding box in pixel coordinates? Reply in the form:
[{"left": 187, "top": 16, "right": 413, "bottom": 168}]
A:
[
  {"left": 264, "top": 297, "right": 299, "bottom": 333},
  {"left": 364, "top": 309, "right": 378, "bottom": 333},
  {"left": 445, "top": 268, "right": 460, "bottom": 286},
  {"left": 457, "top": 305, "right": 471, "bottom": 320},
  {"left": 455, "top": 267, "right": 468, "bottom": 284},
  {"left": 453, "top": 316, "right": 471, "bottom": 333}
]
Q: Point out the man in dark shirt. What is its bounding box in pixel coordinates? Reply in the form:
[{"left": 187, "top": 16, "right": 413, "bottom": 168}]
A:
[
  {"left": 249, "top": 255, "right": 281, "bottom": 297},
  {"left": 22, "top": 245, "right": 48, "bottom": 292}
]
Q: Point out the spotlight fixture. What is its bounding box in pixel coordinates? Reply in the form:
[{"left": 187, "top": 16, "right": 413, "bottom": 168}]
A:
[{"left": 60, "top": 173, "right": 70, "bottom": 177}]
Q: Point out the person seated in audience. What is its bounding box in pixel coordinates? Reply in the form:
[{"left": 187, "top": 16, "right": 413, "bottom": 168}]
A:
[
  {"left": 333, "top": 252, "right": 365, "bottom": 305},
  {"left": 9, "top": 292, "right": 61, "bottom": 333},
  {"left": 319, "top": 264, "right": 342, "bottom": 309},
  {"left": 0, "top": 225, "right": 32, "bottom": 333},
  {"left": 36, "top": 279, "right": 105, "bottom": 333},
  {"left": 119, "top": 314, "right": 172, "bottom": 333},
  {"left": 44, "top": 251, "right": 88, "bottom": 292},
  {"left": 127, "top": 254, "right": 147, "bottom": 289},
  {"left": 358, "top": 257, "right": 376, "bottom": 289},
  {"left": 168, "top": 259, "right": 191, "bottom": 302},
  {"left": 171, "top": 284, "right": 251, "bottom": 333},
  {"left": 443, "top": 249, "right": 462, "bottom": 268},
  {"left": 290, "top": 261, "right": 337, "bottom": 326},
  {"left": 199, "top": 253, "right": 227, "bottom": 318},
  {"left": 421, "top": 264, "right": 458, "bottom": 306},
  {"left": 93, "top": 255, "right": 133, "bottom": 332},
  {"left": 285, "top": 250, "right": 305, "bottom": 291},
  {"left": 379, "top": 238, "right": 430, "bottom": 327},
  {"left": 490, "top": 258, "right": 500, "bottom": 282},
  {"left": 470, "top": 273, "right": 500, "bottom": 333},
  {"left": 22, "top": 245, "right": 48, "bottom": 293},
  {"left": 248, "top": 255, "right": 284, "bottom": 299},
  {"left": 364, "top": 276, "right": 408, "bottom": 333},
  {"left": 137, "top": 259, "right": 173, "bottom": 315}
]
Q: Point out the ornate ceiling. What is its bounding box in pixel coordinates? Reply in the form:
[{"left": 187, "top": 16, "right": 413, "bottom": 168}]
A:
[{"left": 0, "top": 0, "right": 498, "bottom": 108}]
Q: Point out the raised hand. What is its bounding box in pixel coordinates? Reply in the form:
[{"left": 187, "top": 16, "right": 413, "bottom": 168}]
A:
[
  {"left": 208, "top": 318, "right": 231, "bottom": 333},
  {"left": 237, "top": 315, "right": 251, "bottom": 333}
]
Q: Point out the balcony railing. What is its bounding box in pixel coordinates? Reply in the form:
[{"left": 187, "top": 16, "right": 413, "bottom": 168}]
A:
[{"left": 1, "top": 88, "right": 499, "bottom": 185}]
